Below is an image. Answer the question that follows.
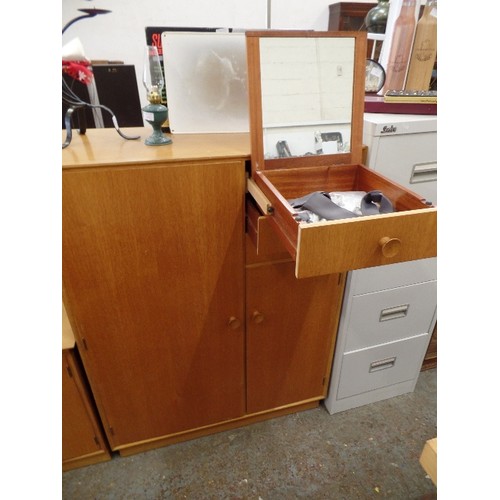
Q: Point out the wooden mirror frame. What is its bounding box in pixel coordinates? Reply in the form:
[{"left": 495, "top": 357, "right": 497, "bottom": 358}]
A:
[{"left": 245, "top": 30, "right": 367, "bottom": 176}]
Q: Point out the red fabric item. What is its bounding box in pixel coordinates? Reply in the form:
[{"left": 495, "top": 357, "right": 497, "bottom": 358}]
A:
[{"left": 62, "top": 60, "right": 94, "bottom": 84}]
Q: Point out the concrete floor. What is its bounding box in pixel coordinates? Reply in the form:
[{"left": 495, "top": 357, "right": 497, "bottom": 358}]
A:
[{"left": 63, "top": 369, "right": 437, "bottom": 499}]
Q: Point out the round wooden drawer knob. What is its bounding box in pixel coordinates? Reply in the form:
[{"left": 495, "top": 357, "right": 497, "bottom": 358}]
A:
[
  {"left": 228, "top": 316, "right": 241, "bottom": 330},
  {"left": 252, "top": 311, "right": 265, "bottom": 324},
  {"left": 379, "top": 236, "right": 401, "bottom": 257}
]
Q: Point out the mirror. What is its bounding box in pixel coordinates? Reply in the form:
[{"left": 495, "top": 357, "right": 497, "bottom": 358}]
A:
[{"left": 259, "top": 36, "right": 355, "bottom": 159}]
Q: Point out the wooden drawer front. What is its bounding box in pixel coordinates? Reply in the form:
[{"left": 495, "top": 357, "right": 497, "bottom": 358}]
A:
[
  {"left": 348, "top": 257, "right": 437, "bottom": 296},
  {"left": 345, "top": 281, "right": 437, "bottom": 351},
  {"left": 337, "top": 334, "right": 429, "bottom": 400},
  {"left": 254, "top": 164, "right": 437, "bottom": 278}
]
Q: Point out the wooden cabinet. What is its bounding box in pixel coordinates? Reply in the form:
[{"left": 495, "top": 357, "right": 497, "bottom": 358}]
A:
[
  {"left": 422, "top": 322, "right": 437, "bottom": 371},
  {"left": 63, "top": 131, "right": 247, "bottom": 452},
  {"left": 328, "top": 2, "right": 375, "bottom": 31},
  {"left": 63, "top": 129, "right": 345, "bottom": 457},
  {"left": 62, "top": 349, "right": 111, "bottom": 471}
]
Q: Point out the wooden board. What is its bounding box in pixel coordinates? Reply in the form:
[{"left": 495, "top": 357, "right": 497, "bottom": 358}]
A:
[{"left": 420, "top": 437, "right": 437, "bottom": 485}]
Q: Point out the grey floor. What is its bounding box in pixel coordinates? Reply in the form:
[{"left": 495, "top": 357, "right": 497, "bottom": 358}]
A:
[{"left": 63, "top": 369, "right": 437, "bottom": 499}]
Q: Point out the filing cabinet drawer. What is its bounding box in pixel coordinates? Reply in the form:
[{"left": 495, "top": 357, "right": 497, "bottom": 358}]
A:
[
  {"left": 348, "top": 257, "right": 437, "bottom": 296},
  {"left": 337, "top": 333, "right": 429, "bottom": 400},
  {"left": 344, "top": 280, "right": 437, "bottom": 351}
]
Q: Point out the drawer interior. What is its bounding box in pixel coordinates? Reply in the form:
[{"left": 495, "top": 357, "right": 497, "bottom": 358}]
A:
[{"left": 260, "top": 163, "right": 431, "bottom": 212}]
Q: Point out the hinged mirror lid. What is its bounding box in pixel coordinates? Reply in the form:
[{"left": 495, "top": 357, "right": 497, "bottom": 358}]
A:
[{"left": 246, "top": 30, "right": 367, "bottom": 174}]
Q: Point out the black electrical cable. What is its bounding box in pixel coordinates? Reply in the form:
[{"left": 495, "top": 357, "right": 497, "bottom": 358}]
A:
[{"left": 62, "top": 73, "right": 140, "bottom": 148}]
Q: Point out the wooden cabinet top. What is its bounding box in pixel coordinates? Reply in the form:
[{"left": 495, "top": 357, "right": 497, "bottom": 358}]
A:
[{"left": 62, "top": 128, "right": 251, "bottom": 169}]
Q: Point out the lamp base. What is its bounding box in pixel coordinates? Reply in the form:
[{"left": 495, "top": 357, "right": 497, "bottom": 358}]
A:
[{"left": 142, "top": 103, "right": 172, "bottom": 146}]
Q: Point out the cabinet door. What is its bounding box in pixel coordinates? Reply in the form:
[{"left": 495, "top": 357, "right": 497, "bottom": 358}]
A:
[
  {"left": 246, "top": 261, "right": 344, "bottom": 413},
  {"left": 63, "top": 160, "right": 246, "bottom": 448},
  {"left": 62, "top": 350, "right": 110, "bottom": 470}
]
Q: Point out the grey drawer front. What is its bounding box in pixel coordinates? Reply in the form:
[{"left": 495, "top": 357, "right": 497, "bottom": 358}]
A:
[
  {"left": 345, "top": 280, "right": 436, "bottom": 351},
  {"left": 349, "top": 257, "right": 437, "bottom": 296},
  {"left": 337, "top": 334, "right": 429, "bottom": 400}
]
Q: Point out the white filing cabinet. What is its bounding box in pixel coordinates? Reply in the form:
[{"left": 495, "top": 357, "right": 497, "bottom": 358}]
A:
[
  {"left": 324, "top": 258, "right": 437, "bottom": 414},
  {"left": 325, "top": 113, "right": 438, "bottom": 414},
  {"left": 362, "top": 113, "right": 437, "bottom": 205}
]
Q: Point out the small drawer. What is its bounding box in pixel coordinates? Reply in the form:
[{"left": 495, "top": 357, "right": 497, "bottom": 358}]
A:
[
  {"left": 348, "top": 257, "right": 437, "bottom": 296},
  {"left": 337, "top": 333, "right": 429, "bottom": 400},
  {"left": 250, "top": 164, "right": 436, "bottom": 278},
  {"left": 345, "top": 280, "right": 436, "bottom": 351}
]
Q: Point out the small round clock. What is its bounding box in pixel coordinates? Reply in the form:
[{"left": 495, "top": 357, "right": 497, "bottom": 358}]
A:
[{"left": 365, "top": 59, "right": 386, "bottom": 93}]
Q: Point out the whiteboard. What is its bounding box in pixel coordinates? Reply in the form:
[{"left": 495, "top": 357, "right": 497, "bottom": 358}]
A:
[{"left": 162, "top": 32, "right": 249, "bottom": 133}]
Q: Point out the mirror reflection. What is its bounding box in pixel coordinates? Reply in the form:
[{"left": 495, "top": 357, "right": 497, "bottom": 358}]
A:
[{"left": 259, "top": 37, "right": 355, "bottom": 159}]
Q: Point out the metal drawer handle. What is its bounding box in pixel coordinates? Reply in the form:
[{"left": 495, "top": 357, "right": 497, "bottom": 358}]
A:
[
  {"left": 410, "top": 162, "right": 437, "bottom": 184},
  {"left": 379, "top": 304, "right": 409, "bottom": 322},
  {"left": 369, "top": 356, "right": 396, "bottom": 372}
]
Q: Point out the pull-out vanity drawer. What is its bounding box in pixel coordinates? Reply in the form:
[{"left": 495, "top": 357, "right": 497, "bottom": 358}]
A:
[
  {"left": 248, "top": 166, "right": 436, "bottom": 278},
  {"left": 245, "top": 31, "right": 436, "bottom": 278}
]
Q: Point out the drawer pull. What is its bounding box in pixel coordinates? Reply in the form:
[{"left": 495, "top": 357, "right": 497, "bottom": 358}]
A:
[
  {"left": 410, "top": 162, "right": 437, "bottom": 184},
  {"left": 252, "top": 311, "right": 265, "bottom": 324},
  {"left": 379, "top": 236, "right": 401, "bottom": 257},
  {"left": 369, "top": 356, "right": 396, "bottom": 372},
  {"left": 228, "top": 316, "right": 241, "bottom": 330},
  {"left": 379, "top": 304, "right": 409, "bottom": 322}
]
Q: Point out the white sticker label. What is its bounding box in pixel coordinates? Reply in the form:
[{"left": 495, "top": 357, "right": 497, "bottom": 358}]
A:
[{"left": 143, "top": 111, "right": 155, "bottom": 121}]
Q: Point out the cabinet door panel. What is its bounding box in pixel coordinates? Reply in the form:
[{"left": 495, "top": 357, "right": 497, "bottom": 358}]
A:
[
  {"left": 62, "top": 350, "right": 109, "bottom": 463},
  {"left": 246, "top": 261, "right": 343, "bottom": 413},
  {"left": 63, "top": 161, "right": 245, "bottom": 448}
]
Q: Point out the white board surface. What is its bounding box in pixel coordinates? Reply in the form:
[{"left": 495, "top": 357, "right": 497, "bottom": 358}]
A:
[{"left": 162, "top": 32, "right": 249, "bottom": 133}]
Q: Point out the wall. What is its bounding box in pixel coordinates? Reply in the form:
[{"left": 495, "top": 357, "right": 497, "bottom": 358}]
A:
[{"left": 62, "top": 0, "right": 377, "bottom": 110}]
